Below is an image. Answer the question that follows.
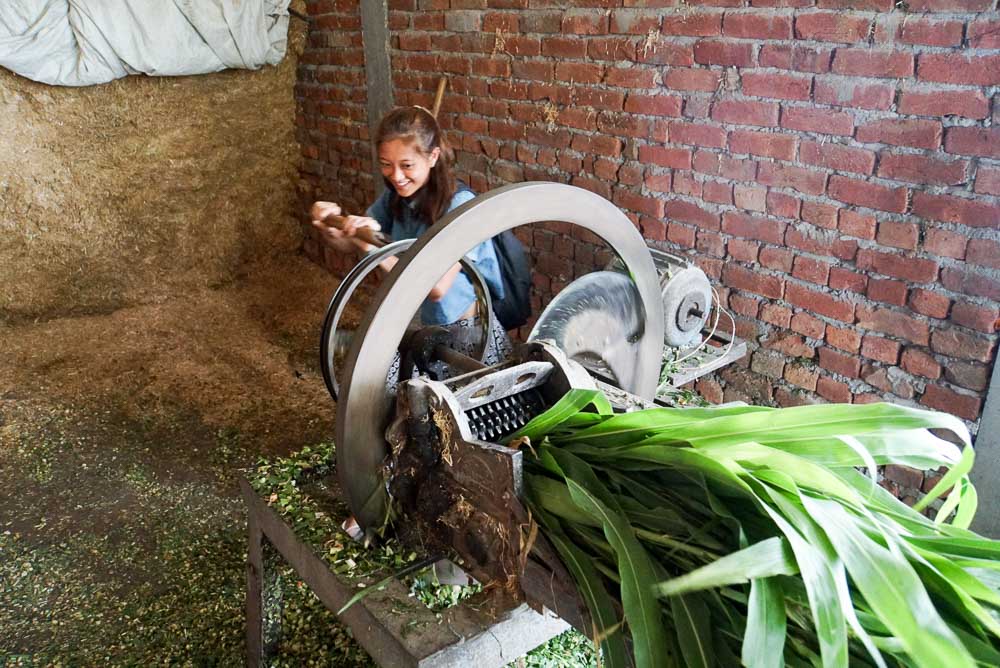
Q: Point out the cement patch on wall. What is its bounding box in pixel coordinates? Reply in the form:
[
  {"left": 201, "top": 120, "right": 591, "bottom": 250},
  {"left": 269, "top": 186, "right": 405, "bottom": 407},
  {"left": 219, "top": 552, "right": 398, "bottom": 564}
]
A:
[{"left": 0, "top": 14, "right": 308, "bottom": 324}]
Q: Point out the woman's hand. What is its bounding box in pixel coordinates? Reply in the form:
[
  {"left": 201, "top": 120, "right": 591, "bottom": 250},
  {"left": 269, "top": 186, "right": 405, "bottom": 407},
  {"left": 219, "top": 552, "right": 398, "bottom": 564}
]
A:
[{"left": 310, "top": 202, "right": 381, "bottom": 252}]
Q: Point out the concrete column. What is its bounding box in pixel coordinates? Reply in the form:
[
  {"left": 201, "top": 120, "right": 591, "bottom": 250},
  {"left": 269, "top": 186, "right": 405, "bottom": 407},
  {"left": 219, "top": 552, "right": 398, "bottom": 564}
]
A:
[{"left": 360, "top": 0, "right": 393, "bottom": 195}]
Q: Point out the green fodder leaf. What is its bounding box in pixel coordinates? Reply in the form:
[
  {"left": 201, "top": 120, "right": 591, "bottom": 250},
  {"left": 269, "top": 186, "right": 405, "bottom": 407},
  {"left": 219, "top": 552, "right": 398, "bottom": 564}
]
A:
[
  {"left": 670, "top": 592, "right": 715, "bottom": 668},
  {"left": 552, "top": 404, "right": 774, "bottom": 447},
  {"left": 508, "top": 388, "right": 612, "bottom": 443},
  {"left": 654, "top": 537, "right": 798, "bottom": 597},
  {"left": 914, "top": 443, "right": 974, "bottom": 513},
  {"left": 742, "top": 576, "right": 787, "bottom": 668},
  {"left": 801, "top": 496, "right": 976, "bottom": 668},
  {"left": 551, "top": 452, "right": 670, "bottom": 668},
  {"left": 641, "top": 402, "right": 971, "bottom": 452},
  {"left": 545, "top": 529, "right": 629, "bottom": 668},
  {"left": 763, "top": 428, "right": 962, "bottom": 471}
]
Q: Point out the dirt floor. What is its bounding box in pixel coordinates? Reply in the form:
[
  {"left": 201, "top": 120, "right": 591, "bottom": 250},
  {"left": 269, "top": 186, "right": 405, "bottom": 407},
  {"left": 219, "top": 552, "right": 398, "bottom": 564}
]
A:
[
  {"left": 0, "top": 254, "right": 364, "bottom": 665},
  {"left": 0, "top": 254, "right": 591, "bottom": 666}
]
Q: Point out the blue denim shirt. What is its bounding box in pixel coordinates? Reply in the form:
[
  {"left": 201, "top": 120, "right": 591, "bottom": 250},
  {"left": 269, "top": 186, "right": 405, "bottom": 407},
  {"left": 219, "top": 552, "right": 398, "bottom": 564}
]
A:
[{"left": 366, "top": 188, "right": 505, "bottom": 325}]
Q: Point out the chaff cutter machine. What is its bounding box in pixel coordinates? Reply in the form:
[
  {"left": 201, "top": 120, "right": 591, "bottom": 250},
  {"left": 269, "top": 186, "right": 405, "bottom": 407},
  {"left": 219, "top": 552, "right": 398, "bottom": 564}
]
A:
[{"left": 244, "top": 182, "right": 745, "bottom": 666}]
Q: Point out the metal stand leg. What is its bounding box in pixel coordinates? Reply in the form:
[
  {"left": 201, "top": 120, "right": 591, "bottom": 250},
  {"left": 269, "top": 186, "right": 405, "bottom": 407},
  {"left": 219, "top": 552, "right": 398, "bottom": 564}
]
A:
[{"left": 247, "top": 509, "right": 265, "bottom": 667}]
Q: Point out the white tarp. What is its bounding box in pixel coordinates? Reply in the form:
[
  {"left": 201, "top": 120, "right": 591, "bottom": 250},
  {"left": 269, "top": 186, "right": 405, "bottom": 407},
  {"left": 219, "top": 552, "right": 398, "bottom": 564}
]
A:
[{"left": 0, "top": 0, "right": 291, "bottom": 87}]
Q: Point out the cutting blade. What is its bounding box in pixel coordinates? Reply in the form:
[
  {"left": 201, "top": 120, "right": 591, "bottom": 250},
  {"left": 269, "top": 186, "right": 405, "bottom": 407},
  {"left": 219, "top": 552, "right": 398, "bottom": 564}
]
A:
[{"left": 527, "top": 271, "right": 646, "bottom": 390}]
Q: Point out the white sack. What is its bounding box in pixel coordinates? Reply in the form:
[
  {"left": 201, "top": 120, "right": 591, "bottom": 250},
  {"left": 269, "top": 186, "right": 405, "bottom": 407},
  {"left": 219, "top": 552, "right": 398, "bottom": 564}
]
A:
[{"left": 0, "top": 0, "right": 291, "bottom": 87}]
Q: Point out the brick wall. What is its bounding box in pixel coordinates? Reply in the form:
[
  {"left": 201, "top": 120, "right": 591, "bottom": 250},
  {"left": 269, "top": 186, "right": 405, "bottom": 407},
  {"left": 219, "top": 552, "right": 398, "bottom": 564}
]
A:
[{"left": 297, "top": 1, "right": 1000, "bottom": 439}]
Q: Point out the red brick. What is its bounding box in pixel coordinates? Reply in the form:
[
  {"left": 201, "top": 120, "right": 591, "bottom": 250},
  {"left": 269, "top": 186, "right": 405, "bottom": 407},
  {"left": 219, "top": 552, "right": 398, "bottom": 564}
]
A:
[
  {"left": 818, "top": 0, "right": 892, "bottom": 8},
  {"left": 829, "top": 267, "right": 868, "bottom": 293},
  {"left": 555, "top": 62, "right": 604, "bottom": 84},
  {"left": 817, "top": 375, "right": 853, "bottom": 403},
  {"left": 899, "top": 18, "right": 965, "bottom": 47},
  {"left": 966, "top": 239, "right": 1000, "bottom": 270},
  {"left": 562, "top": 10, "right": 609, "bottom": 35},
  {"left": 638, "top": 145, "right": 692, "bottom": 169},
  {"left": 793, "top": 256, "right": 832, "bottom": 285},
  {"left": 784, "top": 363, "right": 820, "bottom": 391},
  {"left": 665, "top": 200, "right": 721, "bottom": 230},
  {"left": 633, "top": 41, "right": 693, "bottom": 66},
  {"left": 742, "top": 72, "right": 813, "bottom": 101},
  {"left": 694, "top": 40, "right": 755, "bottom": 67},
  {"left": 692, "top": 150, "right": 721, "bottom": 175},
  {"left": 945, "top": 361, "right": 990, "bottom": 392},
  {"left": 624, "top": 93, "right": 682, "bottom": 116},
  {"left": 760, "top": 45, "right": 834, "bottom": 73},
  {"left": 901, "top": 348, "right": 941, "bottom": 380},
  {"left": 662, "top": 12, "right": 724, "bottom": 36},
  {"left": 798, "top": 201, "right": 839, "bottom": 231},
  {"left": 757, "top": 162, "right": 827, "bottom": 196},
  {"left": 922, "top": 228, "right": 967, "bottom": 259},
  {"left": 667, "top": 222, "right": 697, "bottom": 248},
  {"left": 574, "top": 88, "right": 626, "bottom": 111},
  {"left": 918, "top": 54, "right": 1000, "bottom": 87},
  {"left": 832, "top": 50, "right": 914, "bottom": 78},
  {"left": 826, "top": 325, "right": 862, "bottom": 353},
  {"left": 767, "top": 191, "right": 801, "bottom": 219},
  {"left": 781, "top": 106, "right": 854, "bottom": 136},
  {"left": 878, "top": 152, "right": 968, "bottom": 187},
  {"left": 760, "top": 305, "right": 793, "bottom": 329},
  {"left": 942, "top": 267, "right": 1000, "bottom": 302},
  {"left": 945, "top": 127, "right": 1000, "bottom": 159},
  {"left": 644, "top": 170, "right": 672, "bottom": 193},
  {"left": 613, "top": 188, "right": 664, "bottom": 218},
  {"left": 875, "top": 221, "right": 919, "bottom": 251},
  {"left": 760, "top": 246, "right": 794, "bottom": 272},
  {"left": 819, "top": 346, "right": 862, "bottom": 378},
  {"left": 785, "top": 225, "right": 858, "bottom": 261},
  {"left": 723, "top": 263, "right": 785, "bottom": 299},
  {"left": 975, "top": 166, "right": 1000, "bottom": 197},
  {"left": 711, "top": 100, "right": 780, "bottom": 127},
  {"left": 794, "top": 12, "right": 871, "bottom": 43},
  {"left": 786, "top": 283, "right": 855, "bottom": 322},
  {"left": 969, "top": 19, "right": 1000, "bottom": 48},
  {"left": 597, "top": 112, "right": 653, "bottom": 139},
  {"left": 734, "top": 185, "right": 766, "bottom": 212},
  {"left": 728, "top": 130, "right": 797, "bottom": 160},
  {"left": 813, "top": 78, "right": 894, "bottom": 111},
  {"left": 723, "top": 13, "right": 793, "bottom": 39},
  {"left": 697, "top": 230, "right": 727, "bottom": 258},
  {"left": 722, "top": 211, "right": 786, "bottom": 244},
  {"left": 730, "top": 291, "right": 761, "bottom": 317},
  {"left": 912, "top": 192, "right": 1000, "bottom": 229},
  {"left": 857, "top": 248, "right": 939, "bottom": 283},
  {"left": 606, "top": 68, "right": 658, "bottom": 88},
  {"left": 542, "top": 36, "right": 588, "bottom": 59},
  {"left": 513, "top": 61, "right": 554, "bottom": 82},
  {"left": 856, "top": 119, "right": 942, "bottom": 150},
  {"left": 838, "top": 210, "right": 876, "bottom": 239},
  {"left": 800, "top": 141, "right": 875, "bottom": 175},
  {"left": 588, "top": 36, "right": 640, "bottom": 62},
  {"left": 829, "top": 176, "right": 907, "bottom": 213},
  {"left": 856, "top": 305, "right": 930, "bottom": 345},
  {"left": 909, "top": 288, "right": 951, "bottom": 319},
  {"left": 727, "top": 237, "right": 761, "bottom": 263},
  {"left": 920, "top": 385, "right": 981, "bottom": 422},
  {"left": 898, "top": 89, "right": 990, "bottom": 121},
  {"left": 704, "top": 180, "right": 734, "bottom": 204},
  {"left": 951, "top": 301, "right": 999, "bottom": 333},
  {"left": 610, "top": 8, "right": 662, "bottom": 34},
  {"left": 664, "top": 68, "right": 721, "bottom": 92},
  {"left": 861, "top": 335, "right": 901, "bottom": 364},
  {"left": 791, "top": 311, "right": 827, "bottom": 339},
  {"left": 668, "top": 122, "right": 727, "bottom": 148},
  {"left": 867, "top": 279, "right": 908, "bottom": 306},
  {"left": 931, "top": 328, "right": 995, "bottom": 362}
]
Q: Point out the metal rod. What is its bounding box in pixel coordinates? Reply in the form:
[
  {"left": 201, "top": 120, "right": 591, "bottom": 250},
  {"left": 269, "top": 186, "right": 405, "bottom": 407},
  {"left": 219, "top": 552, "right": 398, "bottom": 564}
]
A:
[{"left": 433, "top": 344, "right": 488, "bottom": 373}]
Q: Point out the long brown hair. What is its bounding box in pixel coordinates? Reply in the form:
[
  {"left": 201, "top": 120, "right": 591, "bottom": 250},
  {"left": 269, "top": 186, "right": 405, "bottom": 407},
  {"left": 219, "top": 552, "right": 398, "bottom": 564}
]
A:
[{"left": 375, "top": 106, "right": 457, "bottom": 227}]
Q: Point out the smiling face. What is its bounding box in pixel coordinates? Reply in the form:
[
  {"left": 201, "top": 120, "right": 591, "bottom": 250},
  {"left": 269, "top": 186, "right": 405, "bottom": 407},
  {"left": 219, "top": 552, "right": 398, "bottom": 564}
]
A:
[{"left": 378, "top": 138, "right": 440, "bottom": 198}]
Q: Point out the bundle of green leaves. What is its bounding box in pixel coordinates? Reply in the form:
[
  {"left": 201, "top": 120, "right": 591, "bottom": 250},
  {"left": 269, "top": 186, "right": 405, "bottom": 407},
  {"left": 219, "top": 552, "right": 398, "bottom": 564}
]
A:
[{"left": 512, "top": 390, "right": 999, "bottom": 668}]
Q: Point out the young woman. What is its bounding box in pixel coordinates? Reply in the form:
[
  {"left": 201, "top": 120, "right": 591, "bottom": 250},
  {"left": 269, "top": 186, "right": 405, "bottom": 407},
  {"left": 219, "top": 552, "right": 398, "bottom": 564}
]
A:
[{"left": 310, "top": 106, "right": 512, "bottom": 371}]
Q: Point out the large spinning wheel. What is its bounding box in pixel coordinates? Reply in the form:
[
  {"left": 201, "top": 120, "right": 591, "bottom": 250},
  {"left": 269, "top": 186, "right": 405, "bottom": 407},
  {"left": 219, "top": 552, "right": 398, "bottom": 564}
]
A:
[{"left": 335, "top": 182, "right": 666, "bottom": 530}]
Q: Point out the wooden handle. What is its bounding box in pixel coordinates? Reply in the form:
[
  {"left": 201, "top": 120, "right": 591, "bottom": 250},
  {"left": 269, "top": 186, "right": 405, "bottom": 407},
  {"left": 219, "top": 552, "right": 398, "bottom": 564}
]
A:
[
  {"left": 432, "top": 76, "right": 448, "bottom": 118},
  {"left": 320, "top": 214, "right": 387, "bottom": 247}
]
